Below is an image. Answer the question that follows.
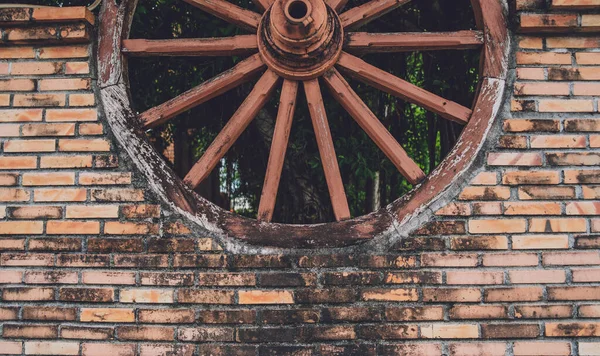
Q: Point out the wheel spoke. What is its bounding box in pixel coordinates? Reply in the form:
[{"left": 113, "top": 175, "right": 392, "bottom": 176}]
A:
[
  {"left": 340, "top": 0, "right": 411, "bottom": 30},
  {"left": 303, "top": 79, "right": 351, "bottom": 221},
  {"left": 182, "top": 0, "right": 262, "bottom": 32},
  {"left": 257, "top": 80, "right": 299, "bottom": 222},
  {"left": 336, "top": 52, "right": 472, "bottom": 124},
  {"left": 344, "top": 30, "right": 484, "bottom": 53},
  {"left": 122, "top": 35, "right": 258, "bottom": 57},
  {"left": 323, "top": 68, "right": 425, "bottom": 185},
  {"left": 139, "top": 54, "right": 265, "bottom": 129},
  {"left": 252, "top": 0, "right": 273, "bottom": 12},
  {"left": 184, "top": 70, "right": 280, "bottom": 189},
  {"left": 326, "top": 0, "right": 350, "bottom": 12}
]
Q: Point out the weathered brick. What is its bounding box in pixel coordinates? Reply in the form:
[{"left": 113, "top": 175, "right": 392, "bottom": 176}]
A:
[
  {"left": 515, "top": 305, "right": 573, "bottom": 319},
  {"left": 238, "top": 290, "right": 294, "bottom": 304},
  {"left": 546, "top": 322, "right": 600, "bottom": 337},
  {"left": 178, "top": 289, "right": 235, "bottom": 304},
  {"left": 484, "top": 287, "right": 544, "bottom": 302},
  {"left": 80, "top": 308, "right": 135, "bottom": 322},
  {"left": 120, "top": 288, "right": 173, "bottom": 303}
]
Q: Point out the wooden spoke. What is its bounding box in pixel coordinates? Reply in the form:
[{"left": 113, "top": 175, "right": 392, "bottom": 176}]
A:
[
  {"left": 184, "top": 70, "right": 280, "bottom": 189},
  {"left": 122, "top": 35, "right": 258, "bottom": 57},
  {"left": 303, "top": 79, "right": 351, "bottom": 221},
  {"left": 139, "top": 54, "right": 265, "bottom": 129},
  {"left": 251, "top": 0, "right": 273, "bottom": 12},
  {"left": 182, "top": 0, "right": 262, "bottom": 32},
  {"left": 340, "top": 0, "right": 411, "bottom": 30},
  {"left": 323, "top": 69, "right": 425, "bottom": 185},
  {"left": 257, "top": 80, "right": 299, "bottom": 222},
  {"left": 326, "top": 0, "right": 350, "bottom": 12},
  {"left": 344, "top": 30, "right": 484, "bottom": 53},
  {"left": 336, "top": 52, "right": 472, "bottom": 124}
]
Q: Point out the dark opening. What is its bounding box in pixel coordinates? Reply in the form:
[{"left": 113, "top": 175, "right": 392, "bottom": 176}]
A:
[{"left": 288, "top": 0, "right": 308, "bottom": 20}]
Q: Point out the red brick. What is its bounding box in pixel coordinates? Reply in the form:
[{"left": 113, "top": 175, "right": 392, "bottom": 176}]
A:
[
  {"left": 0, "top": 341, "right": 21, "bottom": 355},
  {"left": 421, "top": 324, "right": 479, "bottom": 339},
  {"left": 519, "top": 186, "right": 576, "bottom": 200},
  {"left": 39, "top": 45, "right": 89, "bottom": 59},
  {"left": 421, "top": 253, "right": 478, "bottom": 267},
  {"left": 502, "top": 170, "right": 560, "bottom": 185},
  {"left": 484, "top": 287, "right": 544, "bottom": 302},
  {"left": 0, "top": 188, "right": 30, "bottom": 202},
  {"left": 46, "top": 109, "right": 97, "bottom": 122},
  {"left": 239, "top": 290, "right": 295, "bottom": 304},
  {"left": 543, "top": 252, "right": 600, "bottom": 265},
  {"left": 0, "top": 47, "right": 35, "bottom": 59},
  {"left": 448, "top": 343, "right": 506, "bottom": 356},
  {"left": 0, "top": 79, "right": 35, "bottom": 91},
  {"left": 0, "top": 221, "right": 43, "bottom": 234},
  {"left": 519, "top": 14, "right": 578, "bottom": 32},
  {"left": 79, "top": 172, "right": 131, "bottom": 185},
  {"left": 2, "top": 138, "right": 54, "bottom": 153},
  {"left": 513, "top": 341, "right": 571, "bottom": 356},
  {"left": 422, "top": 288, "right": 481, "bottom": 302},
  {"left": 505, "top": 202, "right": 562, "bottom": 215},
  {"left": 81, "top": 343, "right": 136, "bottom": 356},
  {"left": 572, "top": 268, "right": 600, "bottom": 282},
  {"left": 80, "top": 308, "right": 134, "bottom": 322},
  {"left": 70, "top": 94, "right": 95, "bottom": 107},
  {"left": 34, "top": 188, "right": 86, "bottom": 202},
  {"left": 517, "top": 67, "right": 545, "bottom": 80},
  {"left": 516, "top": 52, "right": 572, "bottom": 65},
  {"left": 481, "top": 323, "right": 540, "bottom": 339},
  {"left": 39, "top": 78, "right": 90, "bottom": 91},
  {"left": 361, "top": 288, "right": 418, "bottom": 302},
  {"left": 66, "top": 205, "right": 119, "bottom": 218},
  {"left": 469, "top": 219, "right": 527, "bottom": 234},
  {"left": 25, "top": 270, "right": 77, "bottom": 284},
  {"left": 117, "top": 326, "right": 174, "bottom": 341},
  {"left": 82, "top": 271, "right": 136, "bottom": 285},
  {"left": 512, "top": 234, "right": 570, "bottom": 249},
  {"left": 47, "top": 220, "right": 99, "bottom": 234},
  {"left": 546, "top": 322, "right": 600, "bottom": 337},
  {"left": 548, "top": 286, "right": 600, "bottom": 301},
  {"left": 458, "top": 186, "right": 510, "bottom": 201},
  {"left": 514, "top": 82, "right": 570, "bottom": 95},
  {"left": 449, "top": 305, "right": 508, "bottom": 320},
  {"left": 529, "top": 218, "right": 587, "bottom": 232},
  {"left": 446, "top": 271, "right": 503, "bottom": 285},
  {"left": 515, "top": 305, "right": 572, "bottom": 319},
  {"left": 3, "top": 324, "right": 57, "bottom": 338},
  {"left": 510, "top": 269, "right": 566, "bottom": 284},
  {"left": 178, "top": 289, "right": 235, "bottom": 304},
  {"left": 488, "top": 152, "right": 543, "bottom": 166},
  {"left": 24, "top": 341, "right": 79, "bottom": 355},
  {"left": 138, "top": 309, "right": 195, "bottom": 324},
  {"left": 2, "top": 287, "right": 53, "bottom": 301},
  {"left": 40, "top": 155, "right": 93, "bottom": 168},
  {"left": 22, "top": 172, "right": 75, "bottom": 186},
  {"left": 120, "top": 288, "right": 173, "bottom": 303},
  {"left": 58, "top": 139, "right": 110, "bottom": 151},
  {"left": 104, "top": 221, "right": 158, "bottom": 235},
  {"left": 11, "top": 62, "right": 62, "bottom": 75},
  {"left": 22, "top": 307, "right": 76, "bottom": 321}
]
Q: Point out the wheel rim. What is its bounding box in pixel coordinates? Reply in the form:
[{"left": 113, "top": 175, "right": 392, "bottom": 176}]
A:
[{"left": 98, "top": 0, "right": 509, "bottom": 249}]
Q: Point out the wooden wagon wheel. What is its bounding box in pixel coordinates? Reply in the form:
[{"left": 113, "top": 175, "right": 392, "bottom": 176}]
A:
[{"left": 98, "top": 0, "right": 508, "bottom": 249}]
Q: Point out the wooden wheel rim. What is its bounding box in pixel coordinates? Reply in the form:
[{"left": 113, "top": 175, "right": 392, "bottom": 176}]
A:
[{"left": 98, "top": 0, "right": 509, "bottom": 249}]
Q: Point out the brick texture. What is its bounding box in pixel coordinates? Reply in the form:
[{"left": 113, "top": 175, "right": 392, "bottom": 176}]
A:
[{"left": 1, "top": 2, "right": 600, "bottom": 355}]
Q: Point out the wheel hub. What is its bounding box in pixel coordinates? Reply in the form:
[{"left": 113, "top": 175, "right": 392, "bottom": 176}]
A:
[{"left": 258, "top": 0, "right": 344, "bottom": 80}]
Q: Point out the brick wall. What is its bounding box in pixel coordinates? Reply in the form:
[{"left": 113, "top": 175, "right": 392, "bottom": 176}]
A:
[{"left": 1, "top": 1, "right": 600, "bottom": 355}]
